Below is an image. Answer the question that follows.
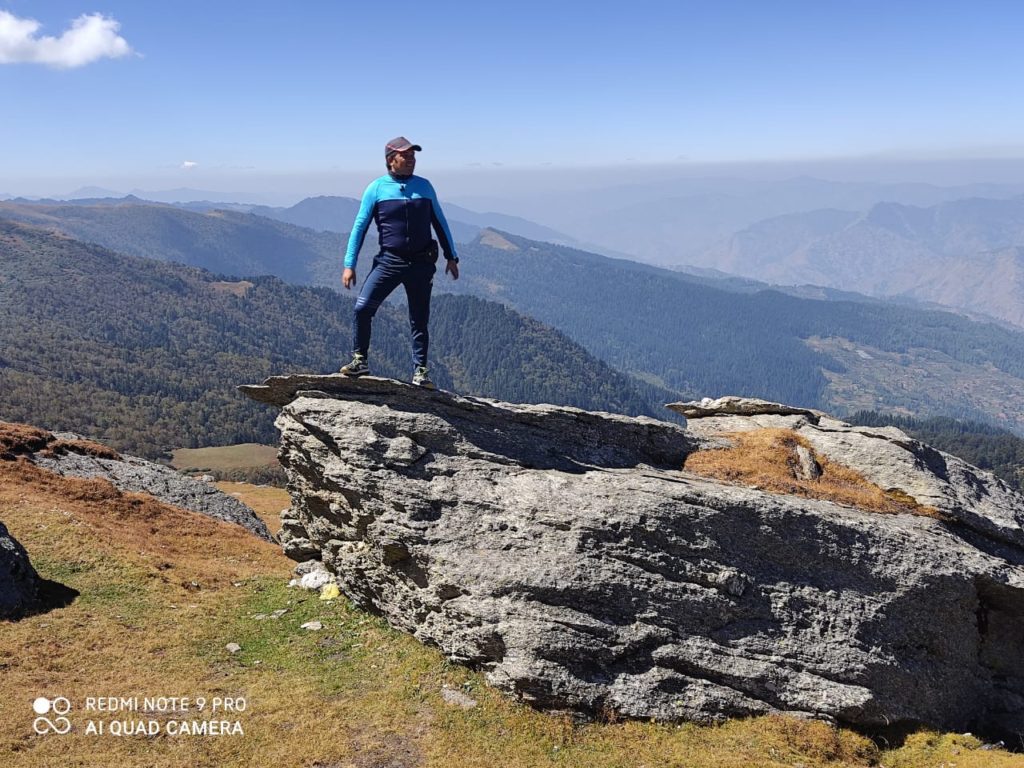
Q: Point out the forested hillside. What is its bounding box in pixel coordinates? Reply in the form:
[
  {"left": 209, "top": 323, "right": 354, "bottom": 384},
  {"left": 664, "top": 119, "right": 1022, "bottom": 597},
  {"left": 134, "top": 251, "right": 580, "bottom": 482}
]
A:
[
  {"left": 8, "top": 199, "right": 1024, "bottom": 434},
  {"left": 441, "top": 230, "right": 1024, "bottom": 434},
  {"left": 0, "top": 221, "right": 668, "bottom": 457}
]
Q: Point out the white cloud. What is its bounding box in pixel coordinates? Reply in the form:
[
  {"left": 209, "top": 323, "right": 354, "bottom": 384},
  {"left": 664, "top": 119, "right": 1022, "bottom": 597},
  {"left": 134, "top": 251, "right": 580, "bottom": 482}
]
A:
[
  {"left": 181, "top": 161, "right": 199, "bottom": 170},
  {"left": 0, "top": 11, "right": 134, "bottom": 69}
]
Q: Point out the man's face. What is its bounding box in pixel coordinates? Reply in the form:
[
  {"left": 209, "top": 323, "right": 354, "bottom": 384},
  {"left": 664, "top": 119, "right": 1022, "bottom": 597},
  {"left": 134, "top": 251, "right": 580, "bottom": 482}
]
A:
[{"left": 389, "top": 149, "right": 416, "bottom": 175}]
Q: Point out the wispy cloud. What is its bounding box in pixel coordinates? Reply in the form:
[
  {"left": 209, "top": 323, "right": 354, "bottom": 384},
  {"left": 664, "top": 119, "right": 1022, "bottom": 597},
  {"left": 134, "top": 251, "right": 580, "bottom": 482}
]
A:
[
  {"left": 0, "top": 11, "right": 134, "bottom": 69},
  {"left": 181, "top": 161, "right": 199, "bottom": 170}
]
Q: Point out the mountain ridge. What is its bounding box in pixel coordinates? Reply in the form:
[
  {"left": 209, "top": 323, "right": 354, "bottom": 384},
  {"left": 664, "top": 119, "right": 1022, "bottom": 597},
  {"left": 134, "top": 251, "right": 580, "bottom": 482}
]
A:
[
  {"left": 0, "top": 219, "right": 668, "bottom": 457},
  {"left": 443, "top": 228, "right": 1024, "bottom": 434},
  {"left": 6, "top": 198, "right": 1024, "bottom": 434},
  {"left": 702, "top": 196, "right": 1024, "bottom": 327}
]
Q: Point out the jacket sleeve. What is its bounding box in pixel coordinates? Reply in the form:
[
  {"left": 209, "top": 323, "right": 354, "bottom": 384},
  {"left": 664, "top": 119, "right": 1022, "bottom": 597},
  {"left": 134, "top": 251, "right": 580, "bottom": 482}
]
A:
[
  {"left": 344, "top": 180, "right": 378, "bottom": 269},
  {"left": 425, "top": 181, "right": 458, "bottom": 261}
]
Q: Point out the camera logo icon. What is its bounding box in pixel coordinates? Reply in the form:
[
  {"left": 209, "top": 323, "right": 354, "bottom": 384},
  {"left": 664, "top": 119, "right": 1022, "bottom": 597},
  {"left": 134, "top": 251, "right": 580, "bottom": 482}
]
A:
[{"left": 32, "top": 697, "right": 72, "bottom": 735}]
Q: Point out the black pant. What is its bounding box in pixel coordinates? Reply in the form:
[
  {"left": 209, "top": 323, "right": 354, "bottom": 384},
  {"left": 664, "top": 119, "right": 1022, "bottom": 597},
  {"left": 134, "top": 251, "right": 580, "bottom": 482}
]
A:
[{"left": 352, "top": 251, "right": 436, "bottom": 367}]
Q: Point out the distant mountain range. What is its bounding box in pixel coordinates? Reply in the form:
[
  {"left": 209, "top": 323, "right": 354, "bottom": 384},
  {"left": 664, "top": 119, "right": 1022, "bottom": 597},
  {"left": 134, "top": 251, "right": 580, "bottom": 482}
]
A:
[
  {"left": 5, "top": 197, "right": 1024, "bottom": 434},
  {"left": 3, "top": 193, "right": 588, "bottom": 254},
  {"left": 246, "top": 195, "right": 582, "bottom": 246},
  {"left": 0, "top": 200, "right": 346, "bottom": 285},
  {"left": 0, "top": 196, "right": 885, "bottom": 303},
  {"left": 246, "top": 196, "right": 482, "bottom": 246},
  {"left": 0, "top": 219, "right": 667, "bottom": 457},
  {"left": 700, "top": 196, "right": 1024, "bottom": 328},
  {"left": 32, "top": 175, "right": 1024, "bottom": 267},
  {"left": 33, "top": 187, "right": 584, "bottom": 245},
  {"left": 455, "top": 176, "right": 1024, "bottom": 264},
  {"left": 63, "top": 186, "right": 277, "bottom": 205}
]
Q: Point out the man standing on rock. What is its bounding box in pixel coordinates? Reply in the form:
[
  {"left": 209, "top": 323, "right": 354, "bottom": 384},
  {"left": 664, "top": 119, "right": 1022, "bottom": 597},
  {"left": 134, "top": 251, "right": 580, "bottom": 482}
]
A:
[{"left": 339, "top": 136, "right": 460, "bottom": 390}]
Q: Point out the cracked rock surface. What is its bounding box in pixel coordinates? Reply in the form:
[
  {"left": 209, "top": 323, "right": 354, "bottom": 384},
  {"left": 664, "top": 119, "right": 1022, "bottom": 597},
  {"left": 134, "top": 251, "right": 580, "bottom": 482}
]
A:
[{"left": 243, "top": 376, "right": 1024, "bottom": 736}]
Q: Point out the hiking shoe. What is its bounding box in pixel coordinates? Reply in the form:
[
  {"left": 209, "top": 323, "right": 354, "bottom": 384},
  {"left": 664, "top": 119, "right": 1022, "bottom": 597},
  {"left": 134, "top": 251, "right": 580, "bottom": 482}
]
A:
[
  {"left": 412, "top": 366, "right": 435, "bottom": 390},
  {"left": 340, "top": 353, "right": 369, "bottom": 377}
]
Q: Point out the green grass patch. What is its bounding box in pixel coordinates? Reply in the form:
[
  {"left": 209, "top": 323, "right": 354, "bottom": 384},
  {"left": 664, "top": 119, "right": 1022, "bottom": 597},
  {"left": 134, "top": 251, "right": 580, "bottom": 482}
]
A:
[
  {"left": 29, "top": 551, "right": 156, "bottom": 619},
  {"left": 171, "top": 443, "right": 279, "bottom": 471},
  {"left": 206, "top": 578, "right": 387, "bottom": 683}
]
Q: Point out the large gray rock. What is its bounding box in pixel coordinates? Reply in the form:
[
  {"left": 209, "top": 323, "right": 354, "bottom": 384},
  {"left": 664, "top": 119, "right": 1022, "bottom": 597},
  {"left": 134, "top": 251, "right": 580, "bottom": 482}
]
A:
[
  {"left": 25, "top": 432, "right": 273, "bottom": 541},
  {"left": 0, "top": 521, "right": 40, "bottom": 618},
  {"left": 242, "top": 376, "right": 1024, "bottom": 737}
]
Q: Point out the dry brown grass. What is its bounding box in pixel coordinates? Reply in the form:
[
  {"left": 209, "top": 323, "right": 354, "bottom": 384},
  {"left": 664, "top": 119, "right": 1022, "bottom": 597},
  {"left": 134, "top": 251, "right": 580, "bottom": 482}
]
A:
[
  {"left": 1, "top": 460, "right": 281, "bottom": 587},
  {"left": 0, "top": 459, "right": 286, "bottom": 766},
  {"left": 1, "top": 452, "right": 1016, "bottom": 766},
  {"left": 0, "top": 420, "right": 121, "bottom": 461},
  {"left": 215, "top": 481, "right": 289, "bottom": 535},
  {"left": 684, "top": 428, "right": 944, "bottom": 518},
  {"left": 0, "top": 421, "right": 52, "bottom": 458},
  {"left": 44, "top": 438, "right": 122, "bottom": 460}
]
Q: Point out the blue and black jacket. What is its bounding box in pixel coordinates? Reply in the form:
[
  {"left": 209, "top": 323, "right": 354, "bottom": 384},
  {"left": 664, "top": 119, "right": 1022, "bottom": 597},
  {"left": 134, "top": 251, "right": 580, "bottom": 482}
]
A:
[{"left": 344, "top": 173, "right": 458, "bottom": 269}]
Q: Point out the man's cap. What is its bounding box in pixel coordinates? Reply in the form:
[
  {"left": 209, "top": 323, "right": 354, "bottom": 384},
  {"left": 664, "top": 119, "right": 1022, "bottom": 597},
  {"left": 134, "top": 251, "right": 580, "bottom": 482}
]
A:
[{"left": 385, "top": 136, "right": 422, "bottom": 158}]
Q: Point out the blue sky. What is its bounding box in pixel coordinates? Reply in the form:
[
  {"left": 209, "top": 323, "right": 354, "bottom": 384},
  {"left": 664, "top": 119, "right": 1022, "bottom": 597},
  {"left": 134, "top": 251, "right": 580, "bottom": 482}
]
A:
[{"left": 3, "top": 1, "right": 1024, "bottom": 199}]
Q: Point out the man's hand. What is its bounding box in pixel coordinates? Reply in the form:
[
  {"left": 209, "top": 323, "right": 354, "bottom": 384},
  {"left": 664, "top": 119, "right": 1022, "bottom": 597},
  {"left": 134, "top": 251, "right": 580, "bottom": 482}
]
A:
[
  {"left": 445, "top": 260, "right": 459, "bottom": 280},
  {"left": 342, "top": 268, "right": 356, "bottom": 289}
]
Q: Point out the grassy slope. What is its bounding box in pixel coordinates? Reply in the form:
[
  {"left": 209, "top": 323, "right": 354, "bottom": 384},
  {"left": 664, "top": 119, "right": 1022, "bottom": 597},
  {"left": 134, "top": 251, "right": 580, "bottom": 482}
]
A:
[{"left": 1, "top": 465, "right": 1020, "bottom": 767}]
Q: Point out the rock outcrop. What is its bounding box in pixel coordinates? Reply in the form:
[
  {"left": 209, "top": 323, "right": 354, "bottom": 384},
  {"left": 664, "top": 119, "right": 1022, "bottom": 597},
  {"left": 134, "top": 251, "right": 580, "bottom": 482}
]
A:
[
  {"left": 241, "top": 376, "right": 1024, "bottom": 737},
  {"left": 0, "top": 520, "right": 40, "bottom": 619},
  {"left": 0, "top": 422, "right": 272, "bottom": 541},
  {"left": 669, "top": 396, "right": 1024, "bottom": 549}
]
